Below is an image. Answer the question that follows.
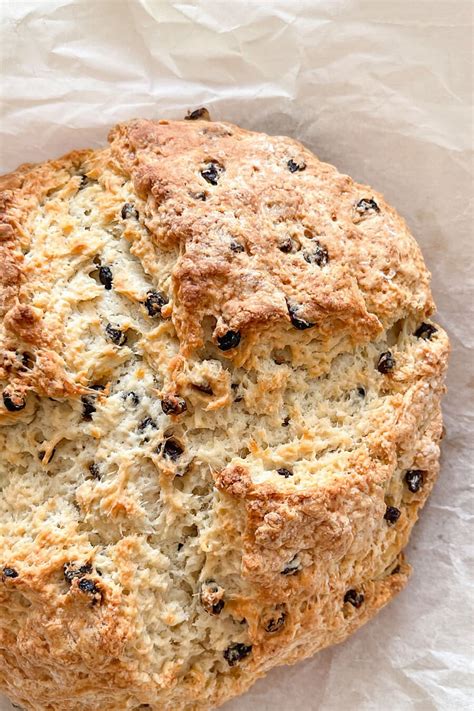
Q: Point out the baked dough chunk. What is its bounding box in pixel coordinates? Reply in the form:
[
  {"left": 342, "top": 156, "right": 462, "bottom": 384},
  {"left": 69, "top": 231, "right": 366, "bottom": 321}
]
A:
[{"left": 0, "top": 115, "right": 449, "bottom": 710}]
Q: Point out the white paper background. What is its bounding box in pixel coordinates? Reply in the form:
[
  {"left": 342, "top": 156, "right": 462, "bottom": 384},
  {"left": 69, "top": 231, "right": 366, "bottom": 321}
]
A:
[{"left": 0, "top": 1, "right": 473, "bottom": 709}]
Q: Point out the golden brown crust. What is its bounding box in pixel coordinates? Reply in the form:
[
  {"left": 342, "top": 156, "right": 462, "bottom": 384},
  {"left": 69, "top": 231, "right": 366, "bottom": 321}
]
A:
[
  {"left": 109, "top": 119, "right": 432, "bottom": 357},
  {"left": 0, "top": 117, "right": 448, "bottom": 710}
]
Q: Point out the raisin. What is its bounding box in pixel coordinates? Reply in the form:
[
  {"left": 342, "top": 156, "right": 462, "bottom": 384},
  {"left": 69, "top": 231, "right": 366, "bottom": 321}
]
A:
[
  {"left": 303, "top": 241, "right": 329, "bottom": 267},
  {"left": 98, "top": 266, "right": 113, "bottom": 290},
  {"left": 88, "top": 462, "right": 101, "bottom": 479},
  {"left": 281, "top": 555, "right": 301, "bottom": 575},
  {"left": 287, "top": 301, "right": 315, "bottom": 330},
  {"left": 377, "top": 351, "right": 395, "bottom": 373},
  {"left": 212, "top": 599, "right": 225, "bottom": 615},
  {"left": 344, "top": 589, "right": 364, "bottom": 608},
  {"left": 405, "top": 469, "right": 424, "bottom": 493},
  {"left": 105, "top": 323, "right": 127, "bottom": 346},
  {"left": 223, "top": 643, "right": 252, "bottom": 667},
  {"left": 357, "top": 386, "right": 366, "bottom": 397},
  {"left": 190, "top": 191, "right": 207, "bottom": 201},
  {"left": 200, "top": 580, "right": 225, "bottom": 615},
  {"left": 230, "top": 240, "right": 245, "bottom": 253},
  {"left": 144, "top": 290, "right": 169, "bottom": 317},
  {"left": 217, "top": 330, "right": 241, "bottom": 351},
  {"left": 20, "top": 352, "right": 33, "bottom": 370},
  {"left": 355, "top": 198, "right": 380, "bottom": 214},
  {"left": 81, "top": 396, "right": 96, "bottom": 421},
  {"left": 230, "top": 383, "right": 242, "bottom": 401},
  {"left": 185, "top": 107, "right": 210, "bottom": 121},
  {"left": 384, "top": 505, "right": 401, "bottom": 525},
  {"left": 287, "top": 159, "right": 306, "bottom": 173},
  {"left": 177, "top": 543, "right": 184, "bottom": 551},
  {"left": 192, "top": 382, "right": 214, "bottom": 395},
  {"left": 79, "top": 174, "right": 89, "bottom": 189},
  {"left": 201, "top": 163, "right": 222, "bottom": 185},
  {"left": 2, "top": 567, "right": 19, "bottom": 579},
  {"left": 123, "top": 391, "right": 140, "bottom": 406},
  {"left": 121, "top": 203, "right": 139, "bottom": 220},
  {"left": 81, "top": 385, "right": 104, "bottom": 420},
  {"left": 162, "top": 438, "right": 184, "bottom": 461},
  {"left": 414, "top": 322, "right": 438, "bottom": 340},
  {"left": 282, "top": 416, "right": 290, "bottom": 427},
  {"left": 78, "top": 578, "right": 101, "bottom": 596},
  {"left": 279, "top": 237, "right": 295, "bottom": 253},
  {"left": 138, "top": 416, "right": 157, "bottom": 432},
  {"left": 161, "top": 395, "right": 187, "bottom": 415},
  {"left": 264, "top": 608, "right": 287, "bottom": 633},
  {"left": 277, "top": 468, "right": 293, "bottom": 478},
  {"left": 64, "top": 563, "right": 93, "bottom": 583},
  {"left": 231, "top": 383, "right": 244, "bottom": 402},
  {"left": 2, "top": 391, "right": 26, "bottom": 412}
]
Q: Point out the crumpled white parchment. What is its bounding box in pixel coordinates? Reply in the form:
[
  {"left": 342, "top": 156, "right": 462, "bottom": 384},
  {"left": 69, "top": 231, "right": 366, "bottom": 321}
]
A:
[{"left": 0, "top": 1, "right": 472, "bottom": 709}]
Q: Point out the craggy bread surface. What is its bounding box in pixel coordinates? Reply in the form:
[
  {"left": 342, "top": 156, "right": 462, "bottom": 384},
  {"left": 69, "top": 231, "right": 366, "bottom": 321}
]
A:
[{"left": 0, "top": 115, "right": 449, "bottom": 710}]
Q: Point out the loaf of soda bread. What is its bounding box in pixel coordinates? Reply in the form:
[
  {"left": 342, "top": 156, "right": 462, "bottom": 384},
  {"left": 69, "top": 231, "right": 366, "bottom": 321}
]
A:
[{"left": 0, "top": 112, "right": 449, "bottom": 710}]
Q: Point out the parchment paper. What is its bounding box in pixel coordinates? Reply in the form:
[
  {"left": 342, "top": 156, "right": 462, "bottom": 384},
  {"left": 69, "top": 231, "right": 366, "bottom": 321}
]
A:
[{"left": 0, "top": 1, "right": 473, "bottom": 709}]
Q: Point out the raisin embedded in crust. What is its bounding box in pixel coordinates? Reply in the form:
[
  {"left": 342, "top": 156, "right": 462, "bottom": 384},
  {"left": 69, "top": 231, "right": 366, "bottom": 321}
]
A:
[
  {"left": 377, "top": 351, "right": 395, "bottom": 374},
  {"left": 2, "top": 567, "right": 19, "bottom": 579},
  {"left": 384, "top": 505, "right": 401, "bottom": 525},
  {"left": 200, "top": 580, "right": 225, "bottom": 615},
  {"left": 355, "top": 198, "right": 380, "bottom": 214},
  {"left": 78, "top": 578, "right": 98, "bottom": 593},
  {"left": 64, "top": 563, "right": 93, "bottom": 583},
  {"left": 81, "top": 396, "right": 96, "bottom": 421},
  {"left": 2, "top": 391, "right": 26, "bottom": 412},
  {"left": 121, "top": 203, "right": 139, "bottom": 220},
  {"left": 344, "top": 589, "right": 364, "bottom": 608},
  {"left": 185, "top": 108, "right": 210, "bottom": 121},
  {"left": 281, "top": 555, "right": 301, "bottom": 575},
  {"left": 264, "top": 606, "right": 287, "bottom": 633},
  {"left": 78, "top": 578, "right": 102, "bottom": 600},
  {"left": 191, "top": 382, "right": 214, "bottom": 396},
  {"left": 287, "top": 159, "right": 306, "bottom": 173},
  {"left": 105, "top": 324, "right": 127, "bottom": 346},
  {"left": 81, "top": 385, "right": 105, "bottom": 420},
  {"left": 123, "top": 391, "right": 140, "bottom": 406},
  {"left": 201, "top": 163, "right": 223, "bottom": 185},
  {"left": 98, "top": 266, "right": 113, "bottom": 290},
  {"left": 190, "top": 190, "right": 207, "bottom": 201},
  {"left": 161, "top": 438, "right": 184, "bottom": 461},
  {"left": 414, "top": 322, "right": 438, "bottom": 340},
  {"left": 144, "top": 290, "right": 169, "bottom": 317},
  {"left": 88, "top": 463, "right": 101, "bottom": 479},
  {"left": 278, "top": 237, "right": 295, "bottom": 253},
  {"left": 405, "top": 469, "right": 424, "bottom": 493},
  {"left": 286, "top": 301, "right": 315, "bottom": 330},
  {"left": 230, "top": 239, "right": 245, "bottom": 253},
  {"left": 217, "top": 330, "right": 241, "bottom": 351},
  {"left": 223, "top": 643, "right": 252, "bottom": 667},
  {"left": 303, "top": 241, "right": 329, "bottom": 267},
  {"left": 161, "top": 395, "right": 187, "bottom": 416},
  {"left": 138, "top": 417, "right": 157, "bottom": 432},
  {"left": 277, "top": 468, "right": 293, "bottom": 478}
]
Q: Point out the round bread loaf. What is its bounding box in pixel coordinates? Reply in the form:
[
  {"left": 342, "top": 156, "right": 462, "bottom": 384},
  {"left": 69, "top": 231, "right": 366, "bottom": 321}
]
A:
[{"left": 0, "top": 114, "right": 449, "bottom": 710}]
